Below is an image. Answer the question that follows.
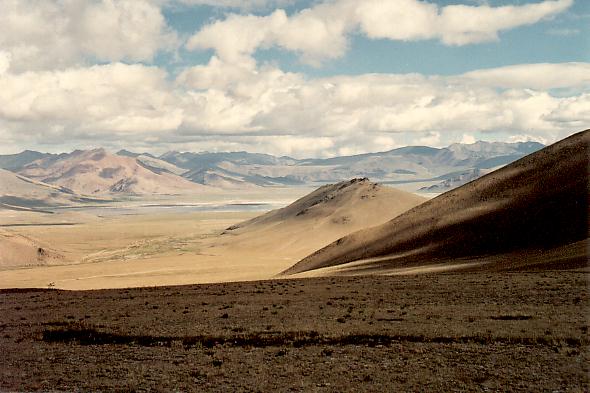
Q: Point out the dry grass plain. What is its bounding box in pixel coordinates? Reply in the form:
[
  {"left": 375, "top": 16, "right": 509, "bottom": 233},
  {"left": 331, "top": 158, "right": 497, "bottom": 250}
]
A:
[
  {"left": 1, "top": 271, "right": 588, "bottom": 391},
  {"left": 0, "top": 187, "right": 316, "bottom": 289},
  {"left": 0, "top": 181, "right": 429, "bottom": 289},
  {"left": 0, "top": 210, "right": 290, "bottom": 289}
]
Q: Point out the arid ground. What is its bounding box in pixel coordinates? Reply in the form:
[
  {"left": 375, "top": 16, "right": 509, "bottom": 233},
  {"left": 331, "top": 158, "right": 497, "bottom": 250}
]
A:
[
  {"left": 0, "top": 210, "right": 264, "bottom": 289},
  {"left": 0, "top": 180, "right": 427, "bottom": 289},
  {"left": 0, "top": 133, "right": 588, "bottom": 391},
  {"left": 0, "top": 187, "right": 314, "bottom": 289},
  {"left": 1, "top": 271, "right": 588, "bottom": 391}
]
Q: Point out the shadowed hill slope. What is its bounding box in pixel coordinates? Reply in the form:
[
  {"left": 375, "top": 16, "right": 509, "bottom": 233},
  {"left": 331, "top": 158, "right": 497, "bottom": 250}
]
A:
[
  {"left": 283, "top": 130, "right": 589, "bottom": 276},
  {"left": 217, "top": 178, "right": 427, "bottom": 262}
]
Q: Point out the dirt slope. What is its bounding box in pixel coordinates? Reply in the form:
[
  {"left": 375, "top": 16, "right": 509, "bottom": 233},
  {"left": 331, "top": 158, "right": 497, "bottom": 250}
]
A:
[
  {"left": 283, "top": 130, "right": 589, "bottom": 276},
  {"left": 18, "top": 149, "right": 210, "bottom": 195},
  {"left": 217, "top": 178, "right": 427, "bottom": 261},
  {"left": 0, "top": 230, "right": 67, "bottom": 269}
]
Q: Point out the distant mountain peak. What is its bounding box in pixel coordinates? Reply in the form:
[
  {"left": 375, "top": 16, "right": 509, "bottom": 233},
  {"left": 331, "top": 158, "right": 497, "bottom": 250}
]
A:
[
  {"left": 388, "top": 146, "right": 441, "bottom": 156},
  {"left": 116, "top": 149, "right": 139, "bottom": 157},
  {"left": 118, "top": 149, "right": 156, "bottom": 159}
]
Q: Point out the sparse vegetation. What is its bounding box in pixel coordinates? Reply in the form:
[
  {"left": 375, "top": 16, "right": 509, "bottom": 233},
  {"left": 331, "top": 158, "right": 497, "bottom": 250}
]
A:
[
  {"left": 0, "top": 272, "right": 588, "bottom": 391},
  {"left": 490, "top": 314, "right": 533, "bottom": 321},
  {"left": 42, "top": 324, "right": 586, "bottom": 349}
]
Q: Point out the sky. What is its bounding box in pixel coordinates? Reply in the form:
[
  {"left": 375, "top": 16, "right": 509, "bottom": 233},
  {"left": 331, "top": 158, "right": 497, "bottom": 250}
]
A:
[{"left": 0, "top": 0, "right": 588, "bottom": 158}]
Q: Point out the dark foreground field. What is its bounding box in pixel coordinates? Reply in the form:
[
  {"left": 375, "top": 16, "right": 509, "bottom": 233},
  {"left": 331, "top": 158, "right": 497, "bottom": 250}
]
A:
[{"left": 1, "top": 271, "right": 588, "bottom": 392}]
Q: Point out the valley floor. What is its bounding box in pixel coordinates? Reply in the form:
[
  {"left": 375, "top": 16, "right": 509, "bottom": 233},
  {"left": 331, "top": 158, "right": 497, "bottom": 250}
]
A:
[
  {"left": 0, "top": 211, "right": 274, "bottom": 289},
  {"left": 0, "top": 188, "right": 314, "bottom": 289},
  {"left": 1, "top": 271, "right": 588, "bottom": 391}
]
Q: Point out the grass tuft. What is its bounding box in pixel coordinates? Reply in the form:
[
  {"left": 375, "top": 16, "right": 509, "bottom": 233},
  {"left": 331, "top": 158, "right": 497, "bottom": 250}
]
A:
[{"left": 41, "top": 323, "right": 584, "bottom": 349}]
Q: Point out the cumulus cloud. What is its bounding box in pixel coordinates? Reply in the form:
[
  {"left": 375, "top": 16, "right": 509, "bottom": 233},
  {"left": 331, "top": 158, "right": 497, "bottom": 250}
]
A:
[
  {"left": 506, "top": 134, "right": 549, "bottom": 144},
  {"left": 434, "top": 0, "right": 572, "bottom": 45},
  {"left": 175, "top": 0, "right": 296, "bottom": 10},
  {"left": 155, "top": 59, "right": 590, "bottom": 155},
  {"left": 176, "top": 61, "right": 588, "bottom": 143},
  {"left": 460, "top": 134, "right": 477, "bottom": 144},
  {"left": 187, "top": 0, "right": 573, "bottom": 65},
  {"left": 0, "top": 0, "right": 177, "bottom": 72},
  {"left": 0, "top": 63, "right": 182, "bottom": 137},
  {"left": 1, "top": 58, "right": 587, "bottom": 157},
  {"left": 543, "top": 94, "right": 590, "bottom": 129},
  {"left": 0, "top": 0, "right": 584, "bottom": 157},
  {"left": 461, "top": 62, "right": 590, "bottom": 90},
  {"left": 177, "top": 56, "right": 305, "bottom": 133}
]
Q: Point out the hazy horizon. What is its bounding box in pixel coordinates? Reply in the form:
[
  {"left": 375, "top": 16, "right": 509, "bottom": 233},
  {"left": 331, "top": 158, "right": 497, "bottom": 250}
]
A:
[{"left": 2, "top": 138, "right": 547, "bottom": 159}]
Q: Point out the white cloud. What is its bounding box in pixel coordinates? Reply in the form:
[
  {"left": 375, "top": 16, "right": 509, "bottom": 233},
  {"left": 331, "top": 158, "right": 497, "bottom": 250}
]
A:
[
  {"left": 543, "top": 93, "right": 590, "bottom": 129},
  {"left": 78, "top": 0, "right": 177, "bottom": 62},
  {"left": 262, "top": 135, "right": 336, "bottom": 156},
  {"left": 0, "top": 60, "right": 588, "bottom": 157},
  {"left": 0, "top": 0, "right": 177, "bottom": 72},
  {"left": 176, "top": 59, "right": 589, "bottom": 155},
  {"left": 436, "top": 0, "right": 572, "bottom": 45},
  {"left": 186, "top": 0, "right": 573, "bottom": 65},
  {"left": 175, "top": 0, "right": 296, "bottom": 10},
  {"left": 0, "top": 52, "right": 11, "bottom": 75},
  {"left": 0, "top": 0, "right": 584, "bottom": 157},
  {"left": 178, "top": 56, "right": 305, "bottom": 133},
  {"left": 0, "top": 63, "right": 182, "bottom": 135},
  {"left": 462, "top": 62, "right": 590, "bottom": 90},
  {"left": 506, "top": 134, "right": 549, "bottom": 144},
  {"left": 355, "top": 0, "right": 438, "bottom": 41},
  {"left": 175, "top": 60, "right": 590, "bottom": 154},
  {"left": 187, "top": 11, "right": 289, "bottom": 64},
  {"left": 417, "top": 131, "right": 441, "bottom": 146},
  {"left": 186, "top": 3, "right": 354, "bottom": 66},
  {"left": 460, "top": 134, "right": 477, "bottom": 144}
]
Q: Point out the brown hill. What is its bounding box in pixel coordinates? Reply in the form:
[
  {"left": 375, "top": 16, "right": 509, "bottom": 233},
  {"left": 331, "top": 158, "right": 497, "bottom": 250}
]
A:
[
  {"left": 282, "top": 130, "right": 589, "bottom": 276},
  {"left": 0, "top": 230, "right": 67, "bottom": 269},
  {"left": 217, "top": 178, "right": 427, "bottom": 262},
  {"left": 0, "top": 168, "right": 109, "bottom": 210},
  {"left": 18, "top": 149, "right": 210, "bottom": 195}
]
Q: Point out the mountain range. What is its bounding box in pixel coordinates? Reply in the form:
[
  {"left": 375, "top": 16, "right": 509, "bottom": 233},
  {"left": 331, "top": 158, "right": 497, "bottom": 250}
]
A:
[
  {"left": 6, "top": 148, "right": 208, "bottom": 196},
  {"left": 0, "top": 141, "right": 544, "bottom": 200},
  {"left": 158, "top": 140, "right": 544, "bottom": 190}
]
